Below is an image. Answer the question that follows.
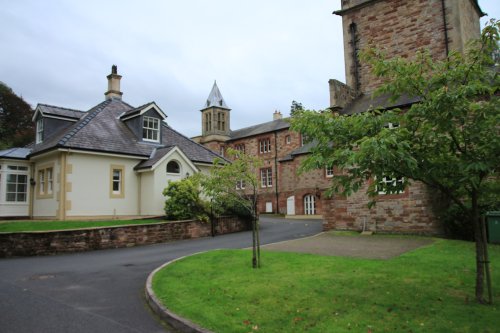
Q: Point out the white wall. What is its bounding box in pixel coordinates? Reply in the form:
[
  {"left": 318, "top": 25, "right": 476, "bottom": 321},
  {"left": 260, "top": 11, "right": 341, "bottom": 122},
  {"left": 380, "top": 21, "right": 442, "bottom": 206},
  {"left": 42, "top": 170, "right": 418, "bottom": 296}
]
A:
[
  {"left": 66, "top": 153, "right": 140, "bottom": 217},
  {"left": 140, "top": 150, "right": 198, "bottom": 216},
  {"left": 32, "top": 154, "right": 60, "bottom": 218}
]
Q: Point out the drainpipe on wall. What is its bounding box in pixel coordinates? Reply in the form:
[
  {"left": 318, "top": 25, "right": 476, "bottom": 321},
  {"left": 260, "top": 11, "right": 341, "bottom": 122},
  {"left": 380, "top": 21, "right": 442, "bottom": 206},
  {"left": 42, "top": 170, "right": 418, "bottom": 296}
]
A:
[
  {"left": 441, "top": 0, "right": 450, "bottom": 58},
  {"left": 274, "top": 131, "right": 279, "bottom": 214},
  {"left": 29, "top": 162, "right": 35, "bottom": 219}
]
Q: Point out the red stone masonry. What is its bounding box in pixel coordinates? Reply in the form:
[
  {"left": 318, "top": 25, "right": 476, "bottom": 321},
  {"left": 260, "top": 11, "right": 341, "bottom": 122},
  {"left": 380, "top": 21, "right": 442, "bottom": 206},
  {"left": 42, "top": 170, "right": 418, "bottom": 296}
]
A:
[
  {"left": 0, "top": 216, "right": 250, "bottom": 258},
  {"left": 342, "top": 0, "right": 449, "bottom": 94}
]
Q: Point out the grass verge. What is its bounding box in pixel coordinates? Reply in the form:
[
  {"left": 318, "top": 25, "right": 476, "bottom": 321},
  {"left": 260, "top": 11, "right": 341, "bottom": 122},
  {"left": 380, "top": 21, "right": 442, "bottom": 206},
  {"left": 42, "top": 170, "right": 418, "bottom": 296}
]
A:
[
  {"left": 152, "top": 238, "right": 499, "bottom": 333},
  {"left": 0, "top": 219, "right": 165, "bottom": 232}
]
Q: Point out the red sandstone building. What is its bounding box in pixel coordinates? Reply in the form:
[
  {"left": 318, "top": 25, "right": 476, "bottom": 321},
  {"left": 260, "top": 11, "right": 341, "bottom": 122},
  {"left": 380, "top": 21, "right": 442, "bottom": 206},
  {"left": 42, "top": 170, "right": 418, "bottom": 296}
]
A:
[{"left": 194, "top": 0, "right": 485, "bottom": 234}]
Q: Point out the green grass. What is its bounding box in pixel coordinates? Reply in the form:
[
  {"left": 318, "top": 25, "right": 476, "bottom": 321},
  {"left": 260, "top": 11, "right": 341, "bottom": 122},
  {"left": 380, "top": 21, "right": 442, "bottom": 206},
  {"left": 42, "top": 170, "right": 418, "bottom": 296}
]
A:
[
  {"left": 0, "top": 219, "right": 165, "bottom": 232},
  {"left": 152, "top": 238, "right": 500, "bottom": 333}
]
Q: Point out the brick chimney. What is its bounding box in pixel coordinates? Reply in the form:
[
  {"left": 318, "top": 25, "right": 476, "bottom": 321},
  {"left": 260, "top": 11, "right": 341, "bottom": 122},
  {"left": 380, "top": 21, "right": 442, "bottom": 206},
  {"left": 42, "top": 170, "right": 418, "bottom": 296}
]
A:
[
  {"left": 105, "top": 65, "right": 123, "bottom": 100},
  {"left": 273, "top": 110, "right": 282, "bottom": 120}
]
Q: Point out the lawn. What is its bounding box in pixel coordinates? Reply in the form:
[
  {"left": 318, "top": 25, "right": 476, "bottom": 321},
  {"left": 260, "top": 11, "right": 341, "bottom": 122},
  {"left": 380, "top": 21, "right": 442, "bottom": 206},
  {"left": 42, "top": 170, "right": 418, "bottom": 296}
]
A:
[
  {"left": 0, "top": 219, "right": 165, "bottom": 232},
  {"left": 152, "top": 237, "right": 500, "bottom": 333}
]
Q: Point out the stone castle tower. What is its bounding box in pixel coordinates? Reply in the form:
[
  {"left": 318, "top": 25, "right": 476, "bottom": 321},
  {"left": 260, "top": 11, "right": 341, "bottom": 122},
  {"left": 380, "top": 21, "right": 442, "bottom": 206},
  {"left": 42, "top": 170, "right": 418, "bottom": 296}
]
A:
[{"left": 329, "top": 0, "right": 484, "bottom": 110}]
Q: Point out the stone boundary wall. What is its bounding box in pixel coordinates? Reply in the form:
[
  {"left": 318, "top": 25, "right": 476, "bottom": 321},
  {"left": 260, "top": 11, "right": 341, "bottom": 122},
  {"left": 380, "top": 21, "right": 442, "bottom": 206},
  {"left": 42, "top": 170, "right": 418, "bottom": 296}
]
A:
[{"left": 0, "top": 216, "right": 251, "bottom": 258}]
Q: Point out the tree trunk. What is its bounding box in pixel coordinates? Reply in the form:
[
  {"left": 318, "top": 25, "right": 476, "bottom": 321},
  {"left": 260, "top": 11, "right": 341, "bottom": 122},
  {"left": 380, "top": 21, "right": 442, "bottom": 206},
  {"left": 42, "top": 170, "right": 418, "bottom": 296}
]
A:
[
  {"left": 472, "top": 191, "right": 486, "bottom": 304},
  {"left": 256, "top": 217, "right": 261, "bottom": 268},
  {"left": 251, "top": 196, "right": 257, "bottom": 268}
]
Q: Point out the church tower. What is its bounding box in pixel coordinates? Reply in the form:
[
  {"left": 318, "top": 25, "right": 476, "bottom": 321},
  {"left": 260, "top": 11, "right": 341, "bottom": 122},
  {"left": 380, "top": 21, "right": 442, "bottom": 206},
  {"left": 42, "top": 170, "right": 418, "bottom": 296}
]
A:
[
  {"left": 329, "top": 0, "right": 484, "bottom": 110},
  {"left": 192, "top": 81, "right": 231, "bottom": 153}
]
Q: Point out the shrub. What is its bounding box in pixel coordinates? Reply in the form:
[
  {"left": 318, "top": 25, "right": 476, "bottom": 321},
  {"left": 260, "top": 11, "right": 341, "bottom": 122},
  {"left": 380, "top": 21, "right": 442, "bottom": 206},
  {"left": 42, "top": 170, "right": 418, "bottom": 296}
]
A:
[{"left": 163, "top": 177, "right": 208, "bottom": 221}]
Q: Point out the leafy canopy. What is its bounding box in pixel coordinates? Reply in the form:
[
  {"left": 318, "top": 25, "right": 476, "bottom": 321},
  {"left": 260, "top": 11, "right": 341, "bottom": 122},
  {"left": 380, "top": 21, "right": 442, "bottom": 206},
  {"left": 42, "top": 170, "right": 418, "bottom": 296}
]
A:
[
  {"left": 0, "top": 82, "right": 35, "bottom": 149},
  {"left": 290, "top": 20, "right": 500, "bottom": 213},
  {"left": 201, "top": 149, "right": 261, "bottom": 219}
]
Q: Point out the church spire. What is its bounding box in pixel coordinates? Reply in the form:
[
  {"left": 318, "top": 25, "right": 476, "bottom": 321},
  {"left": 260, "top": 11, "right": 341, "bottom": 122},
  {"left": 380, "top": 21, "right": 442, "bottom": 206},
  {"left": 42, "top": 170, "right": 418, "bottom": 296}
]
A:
[
  {"left": 200, "top": 81, "right": 231, "bottom": 138},
  {"left": 203, "top": 80, "right": 229, "bottom": 110}
]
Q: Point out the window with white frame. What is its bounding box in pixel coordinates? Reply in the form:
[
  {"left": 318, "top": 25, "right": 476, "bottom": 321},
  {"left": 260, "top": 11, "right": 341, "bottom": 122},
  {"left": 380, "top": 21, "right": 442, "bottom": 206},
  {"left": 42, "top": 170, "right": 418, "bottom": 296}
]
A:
[
  {"left": 36, "top": 119, "right": 44, "bottom": 144},
  {"left": 143, "top": 116, "right": 160, "bottom": 142},
  {"left": 234, "top": 144, "right": 245, "bottom": 154},
  {"left": 236, "top": 179, "right": 246, "bottom": 190},
  {"left": 285, "top": 135, "right": 291, "bottom": 144},
  {"left": 325, "top": 165, "right": 334, "bottom": 178},
  {"left": 5, "top": 165, "right": 28, "bottom": 202},
  {"left": 384, "top": 122, "right": 400, "bottom": 129},
  {"left": 37, "top": 166, "right": 53, "bottom": 197},
  {"left": 110, "top": 165, "right": 125, "bottom": 198},
  {"left": 38, "top": 169, "right": 45, "bottom": 194},
  {"left": 301, "top": 134, "right": 309, "bottom": 147},
  {"left": 377, "top": 176, "right": 404, "bottom": 194},
  {"left": 304, "top": 195, "right": 316, "bottom": 215},
  {"left": 112, "top": 170, "right": 121, "bottom": 193},
  {"left": 259, "top": 138, "right": 271, "bottom": 154},
  {"left": 260, "top": 168, "right": 272, "bottom": 188}
]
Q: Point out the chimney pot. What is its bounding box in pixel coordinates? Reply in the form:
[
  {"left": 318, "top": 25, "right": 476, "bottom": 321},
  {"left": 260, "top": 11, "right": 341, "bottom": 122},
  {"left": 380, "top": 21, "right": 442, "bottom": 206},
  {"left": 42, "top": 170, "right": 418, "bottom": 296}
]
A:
[
  {"left": 273, "top": 110, "right": 282, "bottom": 120},
  {"left": 105, "top": 65, "right": 123, "bottom": 100}
]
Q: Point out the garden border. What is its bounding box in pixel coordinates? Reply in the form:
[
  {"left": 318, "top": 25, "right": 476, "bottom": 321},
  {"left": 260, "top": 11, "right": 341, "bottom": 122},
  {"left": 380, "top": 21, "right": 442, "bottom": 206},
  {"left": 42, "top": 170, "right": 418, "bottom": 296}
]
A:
[
  {"left": 0, "top": 216, "right": 250, "bottom": 257},
  {"left": 145, "top": 252, "right": 214, "bottom": 333}
]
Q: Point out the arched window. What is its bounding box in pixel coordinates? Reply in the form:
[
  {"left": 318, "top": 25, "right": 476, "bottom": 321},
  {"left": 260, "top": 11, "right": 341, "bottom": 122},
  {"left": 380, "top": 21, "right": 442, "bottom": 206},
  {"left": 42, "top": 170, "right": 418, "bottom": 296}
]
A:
[
  {"left": 166, "top": 161, "right": 180, "bottom": 174},
  {"left": 304, "top": 195, "right": 316, "bottom": 215}
]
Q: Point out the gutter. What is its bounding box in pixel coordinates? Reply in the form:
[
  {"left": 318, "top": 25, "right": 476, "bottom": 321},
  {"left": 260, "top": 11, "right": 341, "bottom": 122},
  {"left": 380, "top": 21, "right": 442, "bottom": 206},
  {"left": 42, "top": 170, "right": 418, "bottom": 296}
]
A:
[{"left": 333, "top": 0, "right": 383, "bottom": 16}]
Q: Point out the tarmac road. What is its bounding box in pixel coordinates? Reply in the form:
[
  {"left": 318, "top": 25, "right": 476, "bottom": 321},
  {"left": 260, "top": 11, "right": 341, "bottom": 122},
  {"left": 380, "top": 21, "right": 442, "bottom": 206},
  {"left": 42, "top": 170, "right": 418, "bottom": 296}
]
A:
[{"left": 0, "top": 217, "right": 322, "bottom": 333}]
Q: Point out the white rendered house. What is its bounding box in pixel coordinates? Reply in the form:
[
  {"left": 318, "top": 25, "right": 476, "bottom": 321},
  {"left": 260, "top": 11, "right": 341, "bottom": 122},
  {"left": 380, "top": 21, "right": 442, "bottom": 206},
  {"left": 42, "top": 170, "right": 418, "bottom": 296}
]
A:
[{"left": 0, "top": 66, "right": 221, "bottom": 220}]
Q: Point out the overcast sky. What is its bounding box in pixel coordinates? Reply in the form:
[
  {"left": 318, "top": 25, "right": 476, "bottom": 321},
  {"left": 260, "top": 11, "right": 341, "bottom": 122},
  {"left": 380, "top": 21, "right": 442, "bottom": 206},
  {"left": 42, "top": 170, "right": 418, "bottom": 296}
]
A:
[{"left": 1, "top": 1, "right": 499, "bottom": 137}]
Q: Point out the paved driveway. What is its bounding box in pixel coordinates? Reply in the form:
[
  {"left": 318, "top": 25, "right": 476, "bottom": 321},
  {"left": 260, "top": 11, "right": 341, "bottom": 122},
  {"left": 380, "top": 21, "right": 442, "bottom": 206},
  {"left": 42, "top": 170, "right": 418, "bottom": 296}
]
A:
[
  {"left": 0, "top": 217, "right": 321, "bottom": 333},
  {"left": 262, "top": 232, "right": 434, "bottom": 259}
]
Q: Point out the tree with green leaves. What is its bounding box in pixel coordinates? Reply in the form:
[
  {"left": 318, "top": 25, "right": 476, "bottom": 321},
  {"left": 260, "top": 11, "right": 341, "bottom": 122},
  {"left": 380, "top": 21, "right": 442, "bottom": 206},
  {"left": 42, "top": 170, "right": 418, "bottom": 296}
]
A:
[
  {"left": 291, "top": 20, "right": 499, "bottom": 304},
  {"left": 0, "top": 82, "right": 35, "bottom": 149},
  {"left": 290, "top": 100, "right": 304, "bottom": 116},
  {"left": 201, "top": 148, "right": 263, "bottom": 268}
]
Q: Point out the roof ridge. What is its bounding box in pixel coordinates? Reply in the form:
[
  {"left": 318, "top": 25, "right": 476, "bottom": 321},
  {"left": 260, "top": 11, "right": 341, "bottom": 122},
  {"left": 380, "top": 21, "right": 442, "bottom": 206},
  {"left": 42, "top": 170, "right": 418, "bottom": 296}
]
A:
[
  {"left": 57, "top": 100, "right": 112, "bottom": 146},
  {"left": 231, "top": 117, "right": 290, "bottom": 133},
  {"left": 130, "top": 101, "right": 155, "bottom": 112},
  {"left": 37, "top": 103, "right": 85, "bottom": 113}
]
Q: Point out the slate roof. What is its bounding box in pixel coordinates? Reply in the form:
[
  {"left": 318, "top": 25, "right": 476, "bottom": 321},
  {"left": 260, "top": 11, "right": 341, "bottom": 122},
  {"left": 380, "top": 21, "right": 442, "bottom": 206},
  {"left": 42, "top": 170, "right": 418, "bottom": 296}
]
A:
[
  {"left": 279, "top": 141, "right": 316, "bottom": 162},
  {"left": 119, "top": 101, "right": 166, "bottom": 120},
  {"left": 229, "top": 118, "right": 290, "bottom": 140},
  {"left": 339, "top": 93, "right": 421, "bottom": 115},
  {"left": 0, "top": 147, "right": 32, "bottom": 160},
  {"left": 36, "top": 104, "right": 86, "bottom": 120},
  {"left": 134, "top": 146, "right": 175, "bottom": 170},
  {"left": 202, "top": 81, "right": 229, "bottom": 110},
  {"left": 29, "top": 99, "right": 221, "bottom": 165}
]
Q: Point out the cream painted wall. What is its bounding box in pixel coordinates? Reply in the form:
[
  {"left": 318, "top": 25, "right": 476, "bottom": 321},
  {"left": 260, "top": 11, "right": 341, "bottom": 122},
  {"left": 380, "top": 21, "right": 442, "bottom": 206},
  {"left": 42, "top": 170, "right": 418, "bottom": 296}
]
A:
[
  {"left": 66, "top": 153, "right": 140, "bottom": 217},
  {"left": 139, "top": 171, "right": 155, "bottom": 215},
  {"left": 32, "top": 154, "right": 60, "bottom": 218},
  {"left": 140, "top": 150, "right": 198, "bottom": 216}
]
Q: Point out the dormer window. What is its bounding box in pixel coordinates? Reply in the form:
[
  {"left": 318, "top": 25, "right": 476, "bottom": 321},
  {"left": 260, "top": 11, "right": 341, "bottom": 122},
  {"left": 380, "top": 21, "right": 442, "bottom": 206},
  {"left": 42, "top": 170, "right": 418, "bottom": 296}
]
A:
[
  {"left": 36, "top": 119, "right": 44, "bottom": 144},
  {"left": 143, "top": 116, "right": 160, "bottom": 142}
]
